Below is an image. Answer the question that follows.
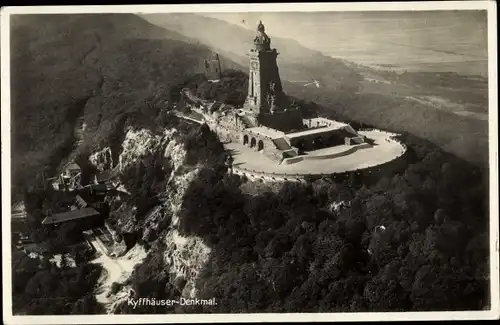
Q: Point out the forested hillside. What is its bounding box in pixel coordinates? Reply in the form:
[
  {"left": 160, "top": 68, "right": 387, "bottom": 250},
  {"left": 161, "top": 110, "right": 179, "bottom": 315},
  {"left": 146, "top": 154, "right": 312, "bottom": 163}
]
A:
[
  {"left": 110, "top": 115, "right": 490, "bottom": 313},
  {"left": 10, "top": 13, "right": 238, "bottom": 196},
  {"left": 9, "top": 13, "right": 236, "bottom": 315},
  {"left": 166, "top": 73, "right": 490, "bottom": 313},
  {"left": 141, "top": 13, "right": 363, "bottom": 92},
  {"left": 180, "top": 139, "right": 489, "bottom": 312}
]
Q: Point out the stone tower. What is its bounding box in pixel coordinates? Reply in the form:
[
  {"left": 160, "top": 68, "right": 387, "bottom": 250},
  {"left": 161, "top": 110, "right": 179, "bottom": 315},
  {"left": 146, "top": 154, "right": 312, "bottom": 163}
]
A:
[
  {"left": 204, "top": 52, "right": 222, "bottom": 81},
  {"left": 244, "top": 21, "right": 287, "bottom": 114}
]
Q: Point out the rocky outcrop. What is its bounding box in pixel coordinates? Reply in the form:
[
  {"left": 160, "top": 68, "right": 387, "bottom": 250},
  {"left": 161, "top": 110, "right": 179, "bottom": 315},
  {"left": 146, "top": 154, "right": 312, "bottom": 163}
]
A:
[
  {"left": 95, "top": 243, "right": 148, "bottom": 313},
  {"left": 87, "top": 124, "right": 215, "bottom": 314},
  {"left": 89, "top": 147, "right": 114, "bottom": 171},
  {"left": 164, "top": 137, "right": 186, "bottom": 172},
  {"left": 106, "top": 191, "right": 136, "bottom": 233},
  {"left": 95, "top": 126, "right": 186, "bottom": 229},
  {"left": 164, "top": 229, "right": 211, "bottom": 298},
  {"left": 328, "top": 200, "right": 350, "bottom": 214},
  {"left": 117, "top": 127, "right": 177, "bottom": 172},
  {"left": 166, "top": 168, "right": 200, "bottom": 227}
]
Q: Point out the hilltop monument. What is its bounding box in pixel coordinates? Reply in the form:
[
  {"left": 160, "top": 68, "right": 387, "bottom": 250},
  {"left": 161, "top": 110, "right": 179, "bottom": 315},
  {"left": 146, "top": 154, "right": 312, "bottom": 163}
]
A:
[
  {"left": 179, "top": 20, "right": 378, "bottom": 169},
  {"left": 243, "top": 21, "right": 303, "bottom": 132},
  {"left": 244, "top": 21, "right": 286, "bottom": 113}
]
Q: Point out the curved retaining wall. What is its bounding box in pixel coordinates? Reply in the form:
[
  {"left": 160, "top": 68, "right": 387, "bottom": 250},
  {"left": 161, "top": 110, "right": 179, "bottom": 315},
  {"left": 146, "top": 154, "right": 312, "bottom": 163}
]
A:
[
  {"left": 231, "top": 134, "right": 409, "bottom": 184},
  {"left": 232, "top": 168, "right": 304, "bottom": 183},
  {"left": 176, "top": 108, "right": 409, "bottom": 184}
]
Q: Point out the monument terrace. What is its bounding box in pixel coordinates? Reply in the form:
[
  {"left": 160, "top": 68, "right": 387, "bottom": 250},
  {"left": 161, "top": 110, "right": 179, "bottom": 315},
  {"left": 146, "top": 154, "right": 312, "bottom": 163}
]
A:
[{"left": 176, "top": 21, "right": 406, "bottom": 178}]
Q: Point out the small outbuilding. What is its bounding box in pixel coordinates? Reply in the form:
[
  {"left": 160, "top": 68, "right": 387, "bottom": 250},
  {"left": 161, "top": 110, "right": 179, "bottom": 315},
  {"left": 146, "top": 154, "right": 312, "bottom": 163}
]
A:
[
  {"left": 42, "top": 207, "right": 104, "bottom": 230},
  {"left": 62, "top": 162, "right": 81, "bottom": 179}
]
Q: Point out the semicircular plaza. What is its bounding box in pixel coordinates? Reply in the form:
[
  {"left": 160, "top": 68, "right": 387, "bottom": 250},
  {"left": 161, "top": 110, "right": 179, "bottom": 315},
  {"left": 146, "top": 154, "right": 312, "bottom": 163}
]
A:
[{"left": 226, "top": 129, "right": 406, "bottom": 176}]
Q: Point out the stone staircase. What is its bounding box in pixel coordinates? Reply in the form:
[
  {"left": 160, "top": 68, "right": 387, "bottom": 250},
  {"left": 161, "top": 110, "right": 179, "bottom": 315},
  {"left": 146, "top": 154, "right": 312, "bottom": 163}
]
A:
[
  {"left": 272, "top": 137, "right": 292, "bottom": 151},
  {"left": 283, "top": 148, "right": 299, "bottom": 158},
  {"left": 272, "top": 137, "right": 298, "bottom": 158}
]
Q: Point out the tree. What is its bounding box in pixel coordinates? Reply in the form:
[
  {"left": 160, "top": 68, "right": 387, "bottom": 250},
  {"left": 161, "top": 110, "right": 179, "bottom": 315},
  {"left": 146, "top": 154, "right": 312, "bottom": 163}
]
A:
[
  {"left": 59, "top": 253, "right": 70, "bottom": 269},
  {"left": 434, "top": 208, "right": 446, "bottom": 224},
  {"left": 57, "top": 222, "right": 83, "bottom": 246},
  {"left": 364, "top": 261, "right": 410, "bottom": 311},
  {"left": 71, "top": 294, "right": 104, "bottom": 314},
  {"left": 111, "top": 282, "right": 122, "bottom": 295}
]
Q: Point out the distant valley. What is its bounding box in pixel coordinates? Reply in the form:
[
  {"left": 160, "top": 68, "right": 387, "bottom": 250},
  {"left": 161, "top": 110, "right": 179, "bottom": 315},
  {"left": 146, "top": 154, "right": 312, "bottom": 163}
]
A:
[{"left": 201, "top": 11, "right": 488, "bottom": 77}]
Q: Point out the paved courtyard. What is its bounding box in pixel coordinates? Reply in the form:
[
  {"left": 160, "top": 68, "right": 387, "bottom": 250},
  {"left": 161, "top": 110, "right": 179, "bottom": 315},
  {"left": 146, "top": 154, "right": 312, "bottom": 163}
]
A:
[{"left": 225, "top": 130, "right": 406, "bottom": 175}]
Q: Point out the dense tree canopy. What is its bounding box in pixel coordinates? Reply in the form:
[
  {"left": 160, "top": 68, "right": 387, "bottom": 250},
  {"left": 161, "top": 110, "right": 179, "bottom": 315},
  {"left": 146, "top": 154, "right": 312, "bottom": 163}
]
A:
[
  {"left": 12, "top": 252, "right": 104, "bottom": 315},
  {"left": 174, "top": 131, "right": 489, "bottom": 313}
]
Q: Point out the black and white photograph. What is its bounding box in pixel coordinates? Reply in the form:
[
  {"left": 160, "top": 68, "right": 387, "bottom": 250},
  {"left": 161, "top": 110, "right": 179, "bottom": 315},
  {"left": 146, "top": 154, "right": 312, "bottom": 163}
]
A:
[{"left": 1, "top": 2, "right": 498, "bottom": 323}]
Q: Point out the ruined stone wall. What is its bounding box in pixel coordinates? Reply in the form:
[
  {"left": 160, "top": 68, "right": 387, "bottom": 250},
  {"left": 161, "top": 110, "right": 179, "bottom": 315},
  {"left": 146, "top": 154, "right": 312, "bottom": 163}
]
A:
[
  {"left": 204, "top": 55, "right": 222, "bottom": 81},
  {"left": 215, "top": 113, "right": 246, "bottom": 132},
  {"left": 206, "top": 121, "right": 241, "bottom": 144}
]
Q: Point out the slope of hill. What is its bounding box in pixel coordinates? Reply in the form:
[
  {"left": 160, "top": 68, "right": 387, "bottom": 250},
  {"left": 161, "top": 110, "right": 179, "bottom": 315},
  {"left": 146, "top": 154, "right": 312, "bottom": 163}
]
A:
[
  {"left": 10, "top": 13, "right": 235, "bottom": 193},
  {"left": 285, "top": 82, "right": 489, "bottom": 167},
  {"left": 203, "top": 11, "right": 488, "bottom": 77},
  {"left": 141, "top": 13, "right": 363, "bottom": 92},
  {"left": 9, "top": 13, "right": 234, "bottom": 314},
  {"left": 142, "top": 13, "right": 489, "bottom": 167}
]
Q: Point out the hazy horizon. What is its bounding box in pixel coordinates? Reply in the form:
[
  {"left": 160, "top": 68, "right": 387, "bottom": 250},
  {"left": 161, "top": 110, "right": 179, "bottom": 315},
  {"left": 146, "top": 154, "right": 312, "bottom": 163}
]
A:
[{"left": 200, "top": 11, "right": 488, "bottom": 76}]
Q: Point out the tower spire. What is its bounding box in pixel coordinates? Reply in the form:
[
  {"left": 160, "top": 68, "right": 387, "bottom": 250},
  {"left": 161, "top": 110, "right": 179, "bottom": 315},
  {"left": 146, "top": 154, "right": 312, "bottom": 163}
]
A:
[
  {"left": 253, "top": 20, "right": 271, "bottom": 51},
  {"left": 245, "top": 21, "right": 285, "bottom": 115},
  {"left": 257, "top": 20, "right": 265, "bottom": 32}
]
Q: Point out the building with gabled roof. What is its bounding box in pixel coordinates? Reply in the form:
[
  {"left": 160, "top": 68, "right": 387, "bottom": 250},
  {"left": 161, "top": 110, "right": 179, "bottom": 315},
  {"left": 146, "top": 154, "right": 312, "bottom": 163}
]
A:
[{"left": 42, "top": 207, "right": 100, "bottom": 225}]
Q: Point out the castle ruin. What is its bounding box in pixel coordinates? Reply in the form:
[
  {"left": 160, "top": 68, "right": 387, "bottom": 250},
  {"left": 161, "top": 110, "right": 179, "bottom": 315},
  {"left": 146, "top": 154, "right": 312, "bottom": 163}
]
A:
[{"left": 203, "top": 52, "right": 222, "bottom": 82}]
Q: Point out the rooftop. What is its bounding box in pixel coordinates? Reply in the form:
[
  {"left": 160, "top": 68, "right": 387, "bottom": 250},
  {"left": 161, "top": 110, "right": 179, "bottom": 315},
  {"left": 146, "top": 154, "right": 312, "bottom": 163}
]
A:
[
  {"left": 23, "top": 243, "right": 49, "bottom": 253},
  {"left": 64, "top": 162, "right": 81, "bottom": 171},
  {"left": 285, "top": 124, "right": 349, "bottom": 139},
  {"left": 246, "top": 126, "right": 285, "bottom": 139},
  {"left": 96, "top": 170, "right": 113, "bottom": 182},
  {"left": 42, "top": 207, "right": 100, "bottom": 225},
  {"left": 303, "top": 118, "right": 348, "bottom": 129},
  {"left": 75, "top": 194, "right": 88, "bottom": 208},
  {"left": 12, "top": 201, "right": 26, "bottom": 214}
]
